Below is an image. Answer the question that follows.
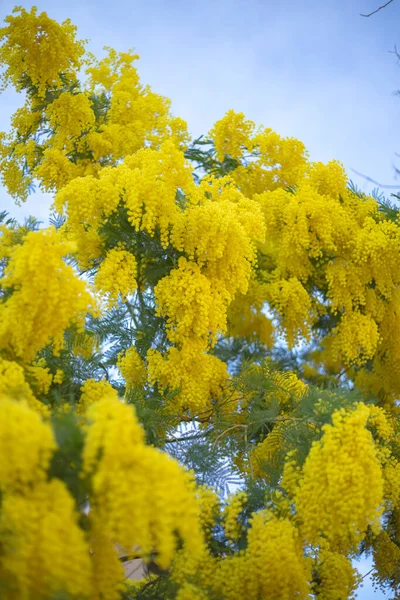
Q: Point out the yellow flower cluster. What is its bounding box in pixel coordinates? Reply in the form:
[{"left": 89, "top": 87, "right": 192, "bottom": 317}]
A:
[
  {"left": 292, "top": 403, "right": 384, "bottom": 551},
  {"left": 223, "top": 490, "right": 247, "bottom": 541},
  {"left": 117, "top": 346, "right": 146, "bottom": 388},
  {"left": 34, "top": 146, "right": 81, "bottom": 192},
  {"left": 83, "top": 396, "right": 204, "bottom": 569},
  {"left": 368, "top": 405, "right": 394, "bottom": 440},
  {"left": 54, "top": 174, "right": 121, "bottom": 266},
  {"left": 239, "top": 153, "right": 400, "bottom": 394},
  {"left": 85, "top": 48, "right": 189, "bottom": 162},
  {"left": 0, "top": 228, "right": 94, "bottom": 361},
  {"left": 171, "top": 191, "right": 264, "bottom": 297},
  {"left": 227, "top": 279, "right": 273, "bottom": 346},
  {"left": 46, "top": 91, "right": 96, "bottom": 150},
  {"left": 372, "top": 531, "right": 400, "bottom": 588},
  {"left": 54, "top": 140, "right": 192, "bottom": 266},
  {"left": 0, "top": 13, "right": 188, "bottom": 201},
  {"left": 27, "top": 357, "right": 60, "bottom": 395},
  {"left": 209, "top": 109, "right": 255, "bottom": 162},
  {"left": 0, "top": 6, "right": 85, "bottom": 96},
  {"left": 149, "top": 179, "right": 265, "bottom": 412},
  {"left": 52, "top": 121, "right": 266, "bottom": 414},
  {"left": 209, "top": 110, "right": 308, "bottom": 196},
  {"left": 196, "top": 485, "right": 220, "bottom": 535},
  {"left": 95, "top": 245, "right": 137, "bottom": 306},
  {"left": 0, "top": 357, "right": 48, "bottom": 414},
  {"left": 154, "top": 257, "right": 229, "bottom": 347},
  {"left": 79, "top": 378, "right": 118, "bottom": 413},
  {"left": 0, "top": 479, "right": 92, "bottom": 599},
  {"left": 90, "top": 522, "right": 125, "bottom": 600},
  {"left": 266, "top": 276, "right": 314, "bottom": 345},
  {"left": 313, "top": 549, "right": 361, "bottom": 600},
  {"left": 176, "top": 582, "right": 208, "bottom": 600},
  {"left": 0, "top": 385, "right": 211, "bottom": 599},
  {"left": 212, "top": 512, "right": 311, "bottom": 600},
  {"left": 330, "top": 311, "right": 380, "bottom": 366},
  {"left": 172, "top": 510, "right": 311, "bottom": 600},
  {"left": 0, "top": 395, "right": 55, "bottom": 490},
  {"left": 147, "top": 341, "right": 229, "bottom": 413}
]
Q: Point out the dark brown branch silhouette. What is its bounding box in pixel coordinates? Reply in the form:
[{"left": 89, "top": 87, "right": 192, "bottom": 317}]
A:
[{"left": 360, "top": 0, "right": 395, "bottom": 16}]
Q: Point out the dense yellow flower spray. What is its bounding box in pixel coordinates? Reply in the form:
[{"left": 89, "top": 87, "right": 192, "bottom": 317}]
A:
[{"left": 0, "top": 5, "right": 399, "bottom": 600}]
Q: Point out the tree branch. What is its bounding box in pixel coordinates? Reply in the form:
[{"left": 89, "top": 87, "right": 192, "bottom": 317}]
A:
[
  {"left": 360, "top": 0, "right": 395, "bottom": 17},
  {"left": 350, "top": 168, "right": 400, "bottom": 189}
]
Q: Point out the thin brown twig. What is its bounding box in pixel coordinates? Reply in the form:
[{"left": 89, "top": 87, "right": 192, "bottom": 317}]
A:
[
  {"left": 360, "top": 0, "right": 395, "bottom": 17},
  {"left": 361, "top": 567, "right": 375, "bottom": 580}
]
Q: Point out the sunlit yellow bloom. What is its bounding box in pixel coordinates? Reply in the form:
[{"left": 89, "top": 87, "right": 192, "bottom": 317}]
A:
[
  {"left": 95, "top": 245, "right": 137, "bottom": 306},
  {"left": 0, "top": 6, "right": 85, "bottom": 97},
  {"left": 293, "top": 403, "right": 384, "bottom": 551},
  {"left": 0, "top": 480, "right": 92, "bottom": 599},
  {"left": 0, "top": 228, "right": 94, "bottom": 361},
  {"left": 223, "top": 491, "right": 247, "bottom": 541},
  {"left": 0, "top": 395, "right": 55, "bottom": 491},
  {"left": 117, "top": 346, "right": 146, "bottom": 389},
  {"left": 83, "top": 396, "right": 204, "bottom": 569}
]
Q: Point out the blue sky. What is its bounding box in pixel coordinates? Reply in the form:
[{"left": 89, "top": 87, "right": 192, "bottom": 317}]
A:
[{"left": 0, "top": 0, "right": 398, "bottom": 596}]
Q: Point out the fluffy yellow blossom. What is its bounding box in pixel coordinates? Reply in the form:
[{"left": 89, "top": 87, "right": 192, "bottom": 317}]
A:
[
  {"left": 0, "top": 480, "right": 92, "bottom": 599},
  {"left": 172, "top": 197, "right": 264, "bottom": 296},
  {"left": 212, "top": 512, "right": 311, "bottom": 600},
  {"left": 54, "top": 174, "right": 121, "bottom": 266},
  {"left": 209, "top": 112, "right": 308, "bottom": 196},
  {"left": 266, "top": 276, "right": 314, "bottom": 346},
  {"left": 53, "top": 368, "right": 64, "bottom": 384},
  {"left": 197, "top": 485, "right": 220, "bottom": 534},
  {"left": 46, "top": 91, "right": 95, "bottom": 149},
  {"left": 293, "top": 403, "right": 384, "bottom": 551},
  {"left": 209, "top": 109, "right": 254, "bottom": 162},
  {"left": 368, "top": 405, "right": 394, "bottom": 440},
  {"left": 0, "top": 6, "right": 85, "bottom": 97},
  {"left": 27, "top": 363, "right": 53, "bottom": 395},
  {"left": 223, "top": 491, "right": 247, "bottom": 541},
  {"left": 0, "top": 228, "right": 94, "bottom": 361},
  {"left": 313, "top": 548, "right": 361, "bottom": 600},
  {"left": 0, "top": 357, "right": 47, "bottom": 414},
  {"left": 176, "top": 582, "right": 209, "bottom": 600},
  {"left": 79, "top": 378, "right": 119, "bottom": 413},
  {"left": 247, "top": 127, "right": 308, "bottom": 193},
  {"left": 117, "top": 346, "right": 146, "bottom": 389},
  {"left": 147, "top": 340, "right": 229, "bottom": 413},
  {"left": 307, "top": 160, "right": 348, "bottom": 199},
  {"left": 378, "top": 449, "right": 400, "bottom": 509},
  {"left": 280, "top": 451, "right": 303, "bottom": 498},
  {"left": 90, "top": 521, "right": 126, "bottom": 600},
  {"left": 54, "top": 140, "right": 194, "bottom": 264},
  {"left": 85, "top": 48, "right": 189, "bottom": 160},
  {"left": 95, "top": 245, "right": 137, "bottom": 305},
  {"left": 372, "top": 532, "right": 400, "bottom": 589},
  {"left": 155, "top": 258, "right": 229, "bottom": 347},
  {"left": 227, "top": 279, "right": 273, "bottom": 346},
  {"left": 121, "top": 140, "right": 194, "bottom": 243},
  {"left": 331, "top": 311, "right": 380, "bottom": 366},
  {"left": 0, "top": 153, "right": 29, "bottom": 200},
  {"left": 83, "top": 396, "right": 204, "bottom": 569},
  {"left": 34, "top": 146, "right": 80, "bottom": 191},
  {"left": 243, "top": 512, "right": 310, "bottom": 599},
  {"left": 0, "top": 396, "right": 55, "bottom": 491}
]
